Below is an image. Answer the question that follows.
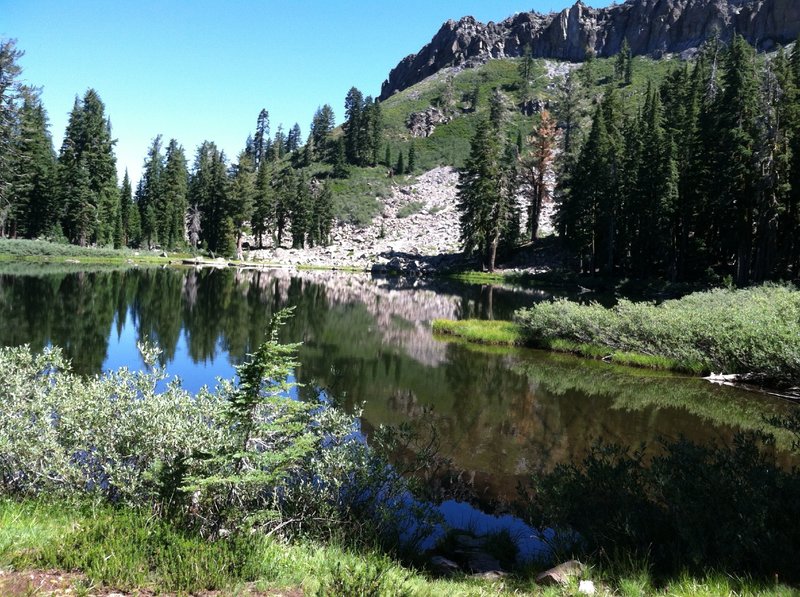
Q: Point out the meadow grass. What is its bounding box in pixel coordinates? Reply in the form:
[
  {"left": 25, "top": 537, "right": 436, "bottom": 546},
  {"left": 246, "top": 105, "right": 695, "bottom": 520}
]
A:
[
  {"left": 1, "top": 498, "right": 796, "bottom": 596},
  {"left": 432, "top": 318, "right": 525, "bottom": 345}
]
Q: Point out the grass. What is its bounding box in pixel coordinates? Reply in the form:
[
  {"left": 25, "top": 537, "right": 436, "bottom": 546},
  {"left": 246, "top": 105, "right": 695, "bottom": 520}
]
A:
[
  {"left": 397, "top": 200, "right": 425, "bottom": 218},
  {"left": 432, "top": 318, "right": 699, "bottom": 373},
  {"left": 0, "top": 238, "right": 191, "bottom": 266},
  {"left": 432, "top": 318, "right": 525, "bottom": 345},
  {"left": 2, "top": 498, "right": 797, "bottom": 596}
]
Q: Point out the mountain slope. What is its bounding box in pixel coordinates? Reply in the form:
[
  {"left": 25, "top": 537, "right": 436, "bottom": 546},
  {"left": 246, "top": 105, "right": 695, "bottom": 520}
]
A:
[{"left": 380, "top": 0, "right": 800, "bottom": 99}]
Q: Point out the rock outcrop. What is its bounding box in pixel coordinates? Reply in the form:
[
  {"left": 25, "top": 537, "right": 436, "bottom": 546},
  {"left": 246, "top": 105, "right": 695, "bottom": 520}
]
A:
[{"left": 380, "top": 0, "right": 800, "bottom": 100}]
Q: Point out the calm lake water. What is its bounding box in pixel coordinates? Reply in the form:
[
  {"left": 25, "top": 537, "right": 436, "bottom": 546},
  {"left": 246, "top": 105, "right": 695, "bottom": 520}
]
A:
[{"left": 1, "top": 264, "right": 796, "bottom": 505}]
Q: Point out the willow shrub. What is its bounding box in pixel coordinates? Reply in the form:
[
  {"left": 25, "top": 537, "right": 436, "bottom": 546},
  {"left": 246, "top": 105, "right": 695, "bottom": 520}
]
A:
[
  {"left": 515, "top": 284, "right": 800, "bottom": 386},
  {"left": 0, "top": 315, "right": 430, "bottom": 547}
]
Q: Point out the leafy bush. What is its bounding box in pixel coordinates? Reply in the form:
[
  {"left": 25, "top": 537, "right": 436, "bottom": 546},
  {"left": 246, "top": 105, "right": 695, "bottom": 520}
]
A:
[
  {"left": 515, "top": 285, "right": 800, "bottom": 386},
  {"left": 519, "top": 434, "right": 800, "bottom": 580},
  {"left": 0, "top": 313, "right": 431, "bottom": 549}
]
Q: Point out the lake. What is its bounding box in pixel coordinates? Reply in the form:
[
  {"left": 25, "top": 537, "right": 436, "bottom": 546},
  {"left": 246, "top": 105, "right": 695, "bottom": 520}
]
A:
[{"left": 0, "top": 264, "right": 795, "bottom": 506}]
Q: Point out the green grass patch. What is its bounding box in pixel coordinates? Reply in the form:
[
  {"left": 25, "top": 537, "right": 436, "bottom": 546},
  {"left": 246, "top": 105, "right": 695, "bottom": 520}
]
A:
[
  {"left": 0, "top": 238, "right": 193, "bottom": 266},
  {"left": 396, "top": 200, "right": 425, "bottom": 218},
  {"left": 432, "top": 318, "right": 525, "bottom": 345}
]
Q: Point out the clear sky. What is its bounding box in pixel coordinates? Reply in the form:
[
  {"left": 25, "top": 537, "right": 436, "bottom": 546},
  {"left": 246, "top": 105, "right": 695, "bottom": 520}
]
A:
[{"left": 2, "top": 0, "right": 606, "bottom": 183}]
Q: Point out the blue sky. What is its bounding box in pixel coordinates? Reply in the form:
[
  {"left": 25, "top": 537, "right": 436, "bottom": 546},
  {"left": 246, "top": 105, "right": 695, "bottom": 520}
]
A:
[{"left": 2, "top": 1, "right": 606, "bottom": 183}]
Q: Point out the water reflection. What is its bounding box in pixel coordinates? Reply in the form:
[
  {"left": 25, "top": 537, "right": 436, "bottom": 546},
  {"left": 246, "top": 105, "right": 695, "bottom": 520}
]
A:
[{"left": 0, "top": 265, "right": 795, "bottom": 503}]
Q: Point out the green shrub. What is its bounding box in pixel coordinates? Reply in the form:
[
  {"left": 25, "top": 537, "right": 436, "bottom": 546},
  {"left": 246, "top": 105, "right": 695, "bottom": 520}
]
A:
[
  {"left": 515, "top": 285, "right": 800, "bottom": 386},
  {"left": 0, "top": 313, "right": 431, "bottom": 549}
]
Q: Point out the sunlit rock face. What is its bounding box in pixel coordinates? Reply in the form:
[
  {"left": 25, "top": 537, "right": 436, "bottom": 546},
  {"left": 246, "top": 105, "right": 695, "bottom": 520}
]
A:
[{"left": 380, "top": 0, "right": 800, "bottom": 100}]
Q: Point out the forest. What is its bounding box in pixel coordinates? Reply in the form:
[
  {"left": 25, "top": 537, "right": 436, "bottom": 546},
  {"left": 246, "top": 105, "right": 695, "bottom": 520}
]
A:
[{"left": 2, "top": 35, "right": 800, "bottom": 286}]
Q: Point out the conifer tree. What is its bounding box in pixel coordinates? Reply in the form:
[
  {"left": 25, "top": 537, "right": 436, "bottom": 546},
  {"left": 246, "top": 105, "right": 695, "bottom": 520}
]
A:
[
  {"left": 228, "top": 150, "right": 255, "bottom": 258},
  {"left": 57, "top": 89, "right": 118, "bottom": 245},
  {"left": 137, "top": 135, "right": 164, "bottom": 248},
  {"left": 162, "top": 139, "right": 188, "bottom": 248},
  {"left": 457, "top": 115, "right": 517, "bottom": 272},
  {"left": 118, "top": 169, "right": 133, "bottom": 246},
  {"left": 0, "top": 39, "right": 23, "bottom": 238},
  {"left": 342, "top": 87, "right": 366, "bottom": 166},
  {"left": 253, "top": 109, "right": 270, "bottom": 167},
  {"left": 308, "top": 181, "right": 333, "bottom": 247},
  {"left": 310, "top": 104, "right": 335, "bottom": 162},
  {"left": 12, "top": 87, "right": 56, "bottom": 238},
  {"left": 716, "top": 34, "right": 762, "bottom": 285},
  {"left": 289, "top": 172, "right": 310, "bottom": 249},
  {"left": 252, "top": 159, "right": 275, "bottom": 248},
  {"left": 395, "top": 150, "right": 404, "bottom": 178},
  {"left": 332, "top": 138, "right": 348, "bottom": 178},
  {"left": 521, "top": 110, "right": 557, "bottom": 242},
  {"left": 286, "top": 123, "right": 302, "bottom": 153},
  {"left": 407, "top": 142, "right": 416, "bottom": 174}
]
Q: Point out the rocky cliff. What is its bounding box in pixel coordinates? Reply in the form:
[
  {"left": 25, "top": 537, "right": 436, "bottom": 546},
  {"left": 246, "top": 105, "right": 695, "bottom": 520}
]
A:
[{"left": 380, "top": 0, "right": 800, "bottom": 100}]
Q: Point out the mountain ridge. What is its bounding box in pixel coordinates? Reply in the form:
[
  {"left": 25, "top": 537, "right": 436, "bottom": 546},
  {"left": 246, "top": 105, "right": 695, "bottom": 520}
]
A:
[{"left": 380, "top": 0, "right": 800, "bottom": 100}]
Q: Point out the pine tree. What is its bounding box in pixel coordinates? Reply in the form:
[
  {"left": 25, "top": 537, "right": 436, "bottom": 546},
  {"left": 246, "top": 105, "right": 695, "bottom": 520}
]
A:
[
  {"left": 253, "top": 109, "right": 270, "bottom": 167},
  {"left": 289, "top": 172, "right": 310, "bottom": 249},
  {"left": 12, "top": 87, "right": 56, "bottom": 238},
  {"left": 252, "top": 159, "right": 275, "bottom": 248},
  {"left": 615, "top": 38, "right": 632, "bottom": 85},
  {"left": 0, "top": 39, "right": 23, "bottom": 238},
  {"left": 189, "top": 141, "right": 229, "bottom": 255},
  {"left": 138, "top": 135, "right": 164, "bottom": 248},
  {"left": 57, "top": 89, "right": 118, "bottom": 245},
  {"left": 228, "top": 150, "right": 255, "bottom": 259},
  {"left": 457, "top": 117, "right": 517, "bottom": 272},
  {"left": 518, "top": 44, "right": 534, "bottom": 102},
  {"left": 162, "top": 139, "right": 188, "bottom": 248},
  {"left": 119, "top": 169, "right": 133, "bottom": 246},
  {"left": 309, "top": 181, "right": 333, "bottom": 247},
  {"left": 343, "top": 87, "right": 364, "bottom": 165},
  {"left": 395, "top": 150, "right": 404, "bottom": 178},
  {"left": 384, "top": 144, "right": 391, "bottom": 168},
  {"left": 286, "top": 123, "right": 302, "bottom": 153},
  {"left": 716, "top": 34, "right": 762, "bottom": 285},
  {"left": 310, "top": 104, "right": 335, "bottom": 162},
  {"left": 332, "top": 138, "right": 348, "bottom": 178},
  {"left": 407, "top": 142, "right": 416, "bottom": 174},
  {"left": 521, "top": 110, "right": 557, "bottom": 242}
]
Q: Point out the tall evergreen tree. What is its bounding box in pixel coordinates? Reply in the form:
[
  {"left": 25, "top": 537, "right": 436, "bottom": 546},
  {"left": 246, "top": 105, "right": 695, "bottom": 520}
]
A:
[
  {"left": 252, "top": 159, "right": 275, "bottom": 248},
  {"left": 343, "top": 86, "right": 364, "bottom": 165},
  {"left": 57, "top": 89, "right": 118, "bottom": 245},
  {"left": 162, "top": 139, "right": 188, "bottom": 248},
  {"left": 137, "top": 135, "right": 164, "bottom": 248},
  {"left": 0, "top": 39, "right": 23, "bottom": 238},
  {"left": 286, "top": 123, "right": 302, "bottom": 153},
  {"left": 407, "top": 142, "right": 416, "bottom": 174},
  {"left": 253, "top": 109, "right": 270, "bottom": 167},
  {"left": 12, "top": 87, "right": 56, "bottom": 238},
  {"left": 189, "top": 141, "right": 230, "bottom": 255},
  {"left": 521, "top": 109, "right": 557, "bottom": 242},
  {"left": 716, "top": 34, "right": 762, "bottom": 285},
  {"left": 228, "top": 150, "right": 255, "bottom": 258},
  {"left": 457, "top": 116, "right": 517, "bottom": 272},
  {"left": 310, "top": 104, "right": 335, "bottom": 161}
]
